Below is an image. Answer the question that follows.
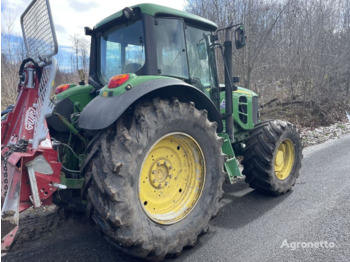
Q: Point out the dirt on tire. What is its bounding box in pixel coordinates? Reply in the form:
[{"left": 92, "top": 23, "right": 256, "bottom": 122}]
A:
[
  {"left": 242, "top": 119, "right": 303, "bottom": 195},
  {"left": 85, "top": 98, "right": 225, "bottom": 261}
]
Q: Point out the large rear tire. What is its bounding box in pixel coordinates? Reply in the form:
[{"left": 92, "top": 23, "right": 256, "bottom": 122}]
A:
[
  {"left": 242, "top": 120, "right": 302, "bottom": 195},
  {"left": 85, "top": 98, "right": 225, "bottom": 260}
]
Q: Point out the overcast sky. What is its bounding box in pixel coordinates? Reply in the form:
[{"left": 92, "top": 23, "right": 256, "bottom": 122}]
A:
[{"left": 1, "top": 0, "right": 187, "bottom": 47}]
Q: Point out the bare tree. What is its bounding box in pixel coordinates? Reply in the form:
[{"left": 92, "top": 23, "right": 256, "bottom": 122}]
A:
[
  {"left": 1, "top": 12, "right": 26, "bottom": 109},
  {"left": 186, "top": 0, "right": 350, "bottom": 122},
  {"left": 69, "top": 34, "right": 90, "bottom": 82}
]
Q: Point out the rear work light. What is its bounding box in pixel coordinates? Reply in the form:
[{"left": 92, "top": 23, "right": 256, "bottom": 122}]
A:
[
  {"left": 108, "top": 74, "right": 130, "bottom": 89},
  {"left": 55, "top": 84, "right": 70, "bottom": 94}
]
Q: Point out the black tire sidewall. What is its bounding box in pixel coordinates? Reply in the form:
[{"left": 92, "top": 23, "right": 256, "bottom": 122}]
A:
[
  {"left": 271, "top": 126, "right": 302, "bottom": 189},
  {"left": 127, "top": 112, "right": 222, "bottom": 238},
  {"left": 242, "top": 120, "right": 303, "bottom": 195},
  {"left": 86, "top": 99, "right": 225, "bottom": 258}
]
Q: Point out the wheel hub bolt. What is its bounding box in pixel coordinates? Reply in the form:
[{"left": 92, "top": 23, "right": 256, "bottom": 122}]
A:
[{"left": 150, "top": 160, "right": 173, "bottom": 188}]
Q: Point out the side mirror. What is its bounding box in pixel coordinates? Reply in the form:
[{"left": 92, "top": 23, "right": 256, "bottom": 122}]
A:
[{"left": 235, "top": 26, "right": 246, "bottom": 49}]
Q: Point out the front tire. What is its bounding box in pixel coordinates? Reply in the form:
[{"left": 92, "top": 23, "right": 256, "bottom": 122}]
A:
[
  {"left": 242, "top": 120, "right": 303, "bottom": 195},
  {"left": 85, "top": 98, "right": 225, "bottom": 260}
]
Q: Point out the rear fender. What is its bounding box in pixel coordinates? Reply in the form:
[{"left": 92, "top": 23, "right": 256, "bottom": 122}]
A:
[{"left": 78, "top": 78, "right": 223, "bottom": 132}]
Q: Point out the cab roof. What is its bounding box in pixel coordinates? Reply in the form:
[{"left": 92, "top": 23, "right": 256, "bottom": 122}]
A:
[{"left": 95, "top": 3, "right": 217, "bottom": 31}]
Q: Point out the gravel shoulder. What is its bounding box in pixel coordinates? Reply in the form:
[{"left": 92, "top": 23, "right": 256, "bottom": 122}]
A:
[{"left": 299, "top": 121, "right": 350, "bottom": 147}]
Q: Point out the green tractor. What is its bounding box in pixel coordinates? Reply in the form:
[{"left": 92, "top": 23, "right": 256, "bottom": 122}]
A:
[{"left": 1, "top": 0, "right": 302, "bottom": 260}]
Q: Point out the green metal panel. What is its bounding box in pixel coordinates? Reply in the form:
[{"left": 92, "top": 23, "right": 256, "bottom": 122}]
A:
[
  {"left": 98, "top": 74, "right": 213, "bottom": 99},
  {"left": 98, "top": 74, "right": 174, "bottom": 97},
  {"left": 220, "top": 133, "right": 235, "bottom": 157},
  {"left": 52, "top": 84, "right": 93, "bottom": 174},
  {"left": 95, "top": 3, "right": 217, "bottom": 31},
  {"left": 224, "top": 158, "right": 241, "bottom": 183},
  {"left": 53, "top": 84, "right": 95, "bottom": 135},
  {"left": 219, "top": 86, "right": 258, "bottom": 132},
  {"left": 219, "top": 133, "right": 242, "bottom": 183},
  {"left": 55, "top": 84, "right": 95, "bottom": 110}
]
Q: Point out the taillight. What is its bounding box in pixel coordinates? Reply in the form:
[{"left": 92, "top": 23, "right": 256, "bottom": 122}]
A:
[
  {"left": 108, "top": 74, "right": 130, "bottom": 89},
  {"left": 55, "top": 84, "right": 70, "bottom": 94}
]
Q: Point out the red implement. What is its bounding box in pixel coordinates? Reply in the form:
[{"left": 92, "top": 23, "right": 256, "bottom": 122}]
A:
[{"left": 1, "top": 63, "right": 61, "bottom": 251}]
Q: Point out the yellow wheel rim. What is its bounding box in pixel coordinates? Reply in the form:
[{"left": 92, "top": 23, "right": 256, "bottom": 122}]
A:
[
  {"left": 274, "top": 138, "right": 295, "bottom": 180},
  {"left": 139, "top": 133, "right": 205, "bottom": 225}
]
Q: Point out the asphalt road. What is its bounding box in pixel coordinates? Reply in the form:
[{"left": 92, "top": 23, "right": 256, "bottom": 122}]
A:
[{"left": 3, "top": 134, "right": 350, "bottom": 262}]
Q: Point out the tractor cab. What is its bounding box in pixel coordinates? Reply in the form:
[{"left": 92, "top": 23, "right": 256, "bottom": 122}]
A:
[{"left": 86, "top": 4, "right": 219, "bottom": 92}]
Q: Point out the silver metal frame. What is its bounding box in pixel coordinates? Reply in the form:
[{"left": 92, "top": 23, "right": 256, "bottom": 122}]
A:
[
  {"left": 20, "top": 0, "right": 59, "bottom": 149},
  {"left": 20, "top": 0, "right": 58, "bottom": 63},
  {"left": 31, "top": 58, "right": 57, "bottom": 149}
]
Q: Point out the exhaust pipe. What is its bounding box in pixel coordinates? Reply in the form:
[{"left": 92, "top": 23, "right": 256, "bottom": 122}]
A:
[{"left": 224, "top": 25, "right": 236, "bottom": 141}]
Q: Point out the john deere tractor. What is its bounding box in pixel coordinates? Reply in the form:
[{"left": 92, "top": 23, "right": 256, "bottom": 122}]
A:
[{"left": 1, "top": 0, "right": 302, "bottom": 260}]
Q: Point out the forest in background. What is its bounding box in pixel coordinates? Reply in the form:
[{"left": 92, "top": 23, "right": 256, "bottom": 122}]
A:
[
  {"left": 1, "top": 30, "right": 89, "bottom": 109},
  {"left": 187, "top": 0, "right": 350, "bottom": 126},
  {"left": 2, "top": 0, "right": 350, "bottom": 127}
]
